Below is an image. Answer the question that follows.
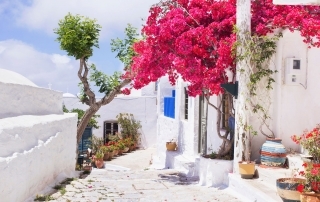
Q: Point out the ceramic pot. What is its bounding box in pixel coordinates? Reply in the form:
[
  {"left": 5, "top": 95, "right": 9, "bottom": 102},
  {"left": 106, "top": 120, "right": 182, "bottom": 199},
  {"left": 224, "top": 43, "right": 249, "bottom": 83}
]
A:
[
  {"left": 123, "top": 147, "right": 129, "bottom": 153},
  {"left": 166, "top": 142, "right": 177, "bottom": 151},
  {"left": 261, "top": 138, "right": 287, "bottom": 167},
  {"left": 238, "top": 161, "right": 255, "bottom": 179},
  {"left": 118, "top": 150, "right": 123, "bottom": 155},
  {"left": 95, "top": 158, "right": 104, "bottom": 169},
  {"left": 276, "top": 178, "right": 305, "bottom": 202},
  {"left": 300, "top": 192, "right": 320, "bottom": 202},
  {"left": 113, "top": 150, "right": 118, "bottom": 156},
  {"left": 130, "top": 145, "right": 135, "bottom": 151},
  {"left": 103, "top": 152, "right": 112, "bottom": 161}
]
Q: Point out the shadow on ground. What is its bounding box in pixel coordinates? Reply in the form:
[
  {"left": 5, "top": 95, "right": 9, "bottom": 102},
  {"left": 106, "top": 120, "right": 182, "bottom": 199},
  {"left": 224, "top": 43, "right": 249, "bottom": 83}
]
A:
[{"left": 158, "top": 172, "right": 199, "bottom": 185}]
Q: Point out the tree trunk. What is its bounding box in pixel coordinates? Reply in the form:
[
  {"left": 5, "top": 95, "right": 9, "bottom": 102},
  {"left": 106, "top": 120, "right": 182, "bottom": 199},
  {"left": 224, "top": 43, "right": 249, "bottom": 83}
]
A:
[
  {"left": 77, "top": 105, "right": 99, "bottom": 144},
  {"left": 234, "top": 0, "right": 251, "bottom": 172}
]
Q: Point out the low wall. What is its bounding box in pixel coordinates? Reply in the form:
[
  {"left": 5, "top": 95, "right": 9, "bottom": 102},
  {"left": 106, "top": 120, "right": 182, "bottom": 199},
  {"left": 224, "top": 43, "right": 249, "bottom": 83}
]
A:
[
  {"left": 0, "top": 114, "right": 77, "bottom": 202},
  {"left": 199, "top": 157, "right": 233, "bottom": 187},
  {"left": 0, "top": 83, "right": 63, "bottom": 119}
]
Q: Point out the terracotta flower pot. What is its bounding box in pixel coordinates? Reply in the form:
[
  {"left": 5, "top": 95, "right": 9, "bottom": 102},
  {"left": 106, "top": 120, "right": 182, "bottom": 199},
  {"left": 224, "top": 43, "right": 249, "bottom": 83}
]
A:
[
  {"left": 166, "top": 142, "right": 177, "bottom": 151},
  {"left": 95, "top": 158, "right": 104, "bottom": 169},
  {"left": 300, "top": 192, "right": 320, "bottom": 202},
  {"left": 130, "top": 145, "right": 135, "bottom": 151},
  {"left": 103, "top": 152, "right": 111, "bottom": 161},
  {"left": 118, "top": 150, "right": 123, "bottom": 155},
  {"left": 113, "top": 150, "right": 118, "bottom": 156},
  {"left": 238, "top": 161, "right": 255, "bottom": 179},
  {"left": 123, "top": 147, "right": 129, "bottom": 153}
]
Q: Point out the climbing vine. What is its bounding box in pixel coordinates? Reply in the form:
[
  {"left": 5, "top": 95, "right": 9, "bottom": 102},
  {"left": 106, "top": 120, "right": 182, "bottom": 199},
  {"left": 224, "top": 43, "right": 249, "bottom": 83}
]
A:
[{"left": 234, "top": 31, "right": 281, "bottom": 140}]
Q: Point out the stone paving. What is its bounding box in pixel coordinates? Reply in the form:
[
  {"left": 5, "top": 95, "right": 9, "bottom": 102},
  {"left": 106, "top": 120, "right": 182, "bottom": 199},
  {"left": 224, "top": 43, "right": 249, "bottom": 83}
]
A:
[{"left": 41, "top": 148, "right": 244, "bottom": 202}]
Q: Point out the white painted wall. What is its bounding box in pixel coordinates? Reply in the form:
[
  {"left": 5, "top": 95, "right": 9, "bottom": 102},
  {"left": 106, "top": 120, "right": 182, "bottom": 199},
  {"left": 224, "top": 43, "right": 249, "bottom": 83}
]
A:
[
  {"left": 0, "top": 82, "right": 63, "bottom": 119},
  {"left": 0, "top": 114, "right": 77, "bottom": 202},
  {"left": 155, "top": 76, "right": 200, "bottom": 170},
  {"left": 0, "top": 69, "right": 78, "bottom": 201},
  {"left": 247, "top": 30, "right": 320, "bottom": 161},
  {"left": 63, "top": 84, "right": 157, "bottom": 148}
]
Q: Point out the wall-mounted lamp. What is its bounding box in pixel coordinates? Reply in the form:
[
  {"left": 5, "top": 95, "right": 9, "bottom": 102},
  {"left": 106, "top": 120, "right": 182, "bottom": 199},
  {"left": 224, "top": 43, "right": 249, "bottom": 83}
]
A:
[{"left": 220, "top": 81, "right": 238, "bottom": 99}]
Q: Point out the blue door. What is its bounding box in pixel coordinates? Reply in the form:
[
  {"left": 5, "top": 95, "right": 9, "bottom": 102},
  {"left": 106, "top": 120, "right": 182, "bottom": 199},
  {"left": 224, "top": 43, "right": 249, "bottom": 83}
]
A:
[{"left": 78, "top": 127, "right": 92, "bottom": 153}]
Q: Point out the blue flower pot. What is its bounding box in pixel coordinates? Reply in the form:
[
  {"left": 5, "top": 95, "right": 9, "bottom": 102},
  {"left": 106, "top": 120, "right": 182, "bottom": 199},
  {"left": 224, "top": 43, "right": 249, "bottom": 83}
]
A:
[{"left": 261, "top": 138, "right": 287, "bottom": 167}]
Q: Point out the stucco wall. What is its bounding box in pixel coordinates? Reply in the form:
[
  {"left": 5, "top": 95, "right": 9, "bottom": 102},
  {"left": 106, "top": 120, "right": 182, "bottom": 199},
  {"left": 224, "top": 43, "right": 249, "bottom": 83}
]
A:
[
  {"left": 247, "top": 30, "right": 320, "bottom": 161},
  {"left": 63, "top": 96, "right": 157, "bottom": 148},
  {"left": 272, "top": 30, "right": 320, "bottom": 152},
  {"left": 156, "top": 76, "right": 200, "bottom": 170},
  {"left": 0, "top": 113, "right": 77, "bottom": 202},
  {"left": 0, "top": 82, "right": 63, "bottom": 119}
]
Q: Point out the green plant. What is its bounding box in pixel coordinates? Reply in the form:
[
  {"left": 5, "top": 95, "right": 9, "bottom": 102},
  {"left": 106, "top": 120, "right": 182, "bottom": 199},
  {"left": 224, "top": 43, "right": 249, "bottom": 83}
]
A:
[
  {"left": 63, "top": 105, "right": 100, "bottom": 129},
  {"left": 59, "top": 188, "right": 66, "bottom": 195},
  {"left": 116, "top": 113, "right": 141, "bottom": 140},
  {"left": 100, "top": 146, "right": 113, "bottom": 153},
  {"left": 34, "top": 194, "right": 54, "bottom": 201},
  {"left": 116, "top": 142, "right": 125, "bottom": 150},
  {"left": 90, "top": 135, "right": 104, "bottom": 153},
  {"left": 233, "top": 30, "right": 281, "bottom": 162},
  {"left": 95, "top": 150, "right": 104, "bottom": 159}
]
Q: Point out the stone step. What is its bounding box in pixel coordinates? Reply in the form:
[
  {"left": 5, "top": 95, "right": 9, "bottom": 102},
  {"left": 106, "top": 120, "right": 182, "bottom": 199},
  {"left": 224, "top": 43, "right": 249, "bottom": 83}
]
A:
[
  {"left": 229, "top": 156, "right": 305, "bottom": 202},
  {"left": 151, "top": 152, "right": 199, "bottom": 178}
]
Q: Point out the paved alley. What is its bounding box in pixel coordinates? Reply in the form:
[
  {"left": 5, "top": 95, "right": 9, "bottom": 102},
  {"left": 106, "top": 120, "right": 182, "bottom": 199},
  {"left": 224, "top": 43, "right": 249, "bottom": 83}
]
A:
[{"left": 45, "top": 148, "right": 244, "bottom": 202}]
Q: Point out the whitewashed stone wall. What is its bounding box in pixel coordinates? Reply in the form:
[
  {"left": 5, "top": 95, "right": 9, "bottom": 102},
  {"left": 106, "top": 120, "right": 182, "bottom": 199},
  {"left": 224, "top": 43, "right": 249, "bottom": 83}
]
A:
[
  {"left": 0, "top": 69, "right": 77, "bottom": 201},
  {"left": 0, "top": 114, "right": 77, "bottom": 202}
]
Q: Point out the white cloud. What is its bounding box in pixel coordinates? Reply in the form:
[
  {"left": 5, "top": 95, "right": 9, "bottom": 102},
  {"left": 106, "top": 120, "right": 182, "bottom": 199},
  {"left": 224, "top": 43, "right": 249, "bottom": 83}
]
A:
[
  {"left": 0, "top": 40, "right": 80, "bottom": 94},
  {"left": 13, "top": 0, "right": 159, "bottom": 39}
]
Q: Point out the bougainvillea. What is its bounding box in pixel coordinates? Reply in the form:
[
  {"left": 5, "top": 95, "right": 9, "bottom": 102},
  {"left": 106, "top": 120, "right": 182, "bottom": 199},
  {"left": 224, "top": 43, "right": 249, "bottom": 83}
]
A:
[{"left": 125, "top": 0, "right": 320, "bottom": 97}]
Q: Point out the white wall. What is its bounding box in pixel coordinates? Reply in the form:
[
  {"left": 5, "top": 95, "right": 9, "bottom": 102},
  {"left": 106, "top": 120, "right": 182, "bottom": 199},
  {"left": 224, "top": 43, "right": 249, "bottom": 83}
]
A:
[
  {"left": 63, "top": 93, "right": 157, "bottom": 148},
  {"left": 0, "top": 82, "right": 63, "bottom": 119},
  {"left": 0, "top": 69, "right": 78, "bottom": 201},
  {"left": 272, "top": 30, "right": 320, "bottom": 151},
  {"left": 247, "top": 30, "right": 320, "bottom": 161},
  {"left": 0, "top": 114, "right": 77, "bottom": 202},
  {"left": 156, "top": 76, "right": 200, "bottom": 169}
]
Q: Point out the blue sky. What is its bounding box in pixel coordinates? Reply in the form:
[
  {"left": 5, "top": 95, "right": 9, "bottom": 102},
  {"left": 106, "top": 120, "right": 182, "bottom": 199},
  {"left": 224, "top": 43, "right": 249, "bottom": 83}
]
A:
[{"left": 0, "top": 0, "right": 159, "bottom": 94}]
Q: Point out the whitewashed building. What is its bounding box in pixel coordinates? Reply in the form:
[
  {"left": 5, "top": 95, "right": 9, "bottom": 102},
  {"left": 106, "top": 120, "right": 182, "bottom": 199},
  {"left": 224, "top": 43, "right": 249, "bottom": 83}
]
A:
[
  {"left": 0, "top": 69, "right": 78, "bottom": 202},
  {"left": 151, "top": 30, "right": 320, "bottom": 187},
  {"left": 63, "top": 83, "right": 158, "bottom": 148}
]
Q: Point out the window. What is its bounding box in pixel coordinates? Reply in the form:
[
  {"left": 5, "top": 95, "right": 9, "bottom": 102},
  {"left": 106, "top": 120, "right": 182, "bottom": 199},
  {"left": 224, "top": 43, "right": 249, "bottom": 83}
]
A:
[
  {"left": 104, "top": 121, "right": 118, "bottom": 143},
  {"left": 221, "top": 93, "right": 230, "bottom": 129},
  {"left": 184, "top": 87, "right": 188, "bottom": 120}
]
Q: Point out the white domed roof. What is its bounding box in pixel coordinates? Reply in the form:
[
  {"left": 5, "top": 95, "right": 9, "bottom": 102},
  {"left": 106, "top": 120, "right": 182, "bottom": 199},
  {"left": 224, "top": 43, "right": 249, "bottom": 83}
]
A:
[
  {"left": 0, "top": 68, "right": 37, "bottom": 87},
  {"left": 63, "top": 92, "right": 76, "bottom": 98}
]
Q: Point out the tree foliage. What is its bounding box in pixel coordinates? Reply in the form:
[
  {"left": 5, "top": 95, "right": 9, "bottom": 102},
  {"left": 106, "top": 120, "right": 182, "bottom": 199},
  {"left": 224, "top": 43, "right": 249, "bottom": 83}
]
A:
[
  {"left": 54, "top": 13, "right": 138, "bottom": 144},
  {"left": 63, "top": 105, "right": 100, "bottom": 129},
  {"left": 54, "top": 13, "right": 101, "bottom": 60}
]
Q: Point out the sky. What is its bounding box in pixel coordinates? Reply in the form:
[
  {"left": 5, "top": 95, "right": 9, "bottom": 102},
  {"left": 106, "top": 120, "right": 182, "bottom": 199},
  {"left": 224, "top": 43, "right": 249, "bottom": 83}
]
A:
[{"left": 0, "top": 0, "right": 159, "bottom": 94}]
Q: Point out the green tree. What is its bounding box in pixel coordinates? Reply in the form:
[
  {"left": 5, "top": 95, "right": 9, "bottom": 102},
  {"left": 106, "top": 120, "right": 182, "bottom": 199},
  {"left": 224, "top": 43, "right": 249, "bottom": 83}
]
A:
[
  {"left": 55, "top": 13, "right": 138, "bottom": 144},
  {"left": 63, "top": 105, "right": 100, "bottom": 129}
]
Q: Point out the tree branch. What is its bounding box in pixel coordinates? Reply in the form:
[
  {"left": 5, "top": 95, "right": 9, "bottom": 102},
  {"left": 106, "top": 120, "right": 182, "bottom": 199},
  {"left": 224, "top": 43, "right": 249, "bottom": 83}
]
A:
[
  {"left": 98, "top": 78, "right": 132, "bottom": 106},
  {"left": 78, "top": 58, "right": 96, "bottom": 106}
]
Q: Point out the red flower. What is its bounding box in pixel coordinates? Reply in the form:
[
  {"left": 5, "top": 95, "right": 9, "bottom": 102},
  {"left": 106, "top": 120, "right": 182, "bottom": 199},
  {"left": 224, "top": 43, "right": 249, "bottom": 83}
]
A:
[
  {"left": 297, "top": 184, "right": 304, "bottom": 193},
  {"left": 302, "top": 163, "right": 308, "bottom": 168},
  {"left": 311, "top": 167, "right": 319, "bottom": 176},
  {"left": 299, "top": 171, "right": 305, "bottom": 176}
]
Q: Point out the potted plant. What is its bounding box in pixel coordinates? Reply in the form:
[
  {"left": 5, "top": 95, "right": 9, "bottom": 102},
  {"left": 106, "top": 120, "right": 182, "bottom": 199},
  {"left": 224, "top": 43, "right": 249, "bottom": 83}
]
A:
[
  {"left": 276, "top": 167, "right": 306, "bottom": 201},
  {"left": 93, "top": 150, "right": 104, "bottom": 169},
  {"left": 166, "top": 139, "right": 177, "bottom": 151},
  {"left": 100, "top": 146, "right": 112, "bottom": 161},
  {"left": 292, "top": 124, "right": 320, "bottom": 201},
  {"left": 117, "top": 142, "right": 126, "bottom": 155}
]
